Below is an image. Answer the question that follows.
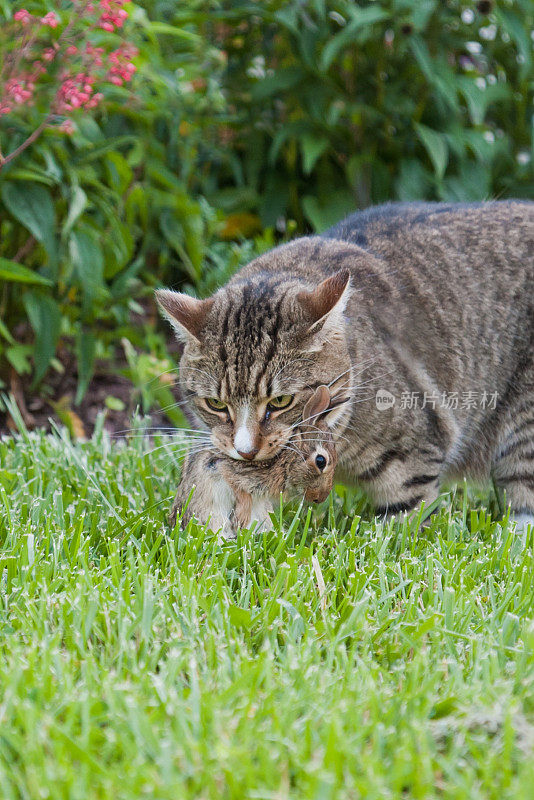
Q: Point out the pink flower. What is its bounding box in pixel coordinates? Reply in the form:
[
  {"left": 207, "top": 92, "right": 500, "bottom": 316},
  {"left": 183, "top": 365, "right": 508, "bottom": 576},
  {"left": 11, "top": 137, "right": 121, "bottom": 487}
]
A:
[
  {"left": 85, "top": 43, "right": 105, "bottom": 68},
  {"left": 6, "top": 77, "right": 34, "bottom": 105},
  {"left": 13, "top": 9, "right": 32, "bottom": 25},
  {"left": 43, "top": 48, "right": 57, "bottom": 62},
  {"left": 40, "top": 11, "right": 59, "bottom": 28},
  {"left": 66, "top": 46, "right": 78, "bottom": 56},
  {"left": 107, "top": 43, "right": 137, "bottom": 85},
  {"left": 58, "top": 119, "right": 75, "bottom": 134},
  {"left": 55, "top": 72, "right": 105, "bottom": 113},
  {"left": 98, "top": 0, "right": 129, "bottom": 30},
  {"left": 0, "top": 102, "right": 13, "bottom": 116}
]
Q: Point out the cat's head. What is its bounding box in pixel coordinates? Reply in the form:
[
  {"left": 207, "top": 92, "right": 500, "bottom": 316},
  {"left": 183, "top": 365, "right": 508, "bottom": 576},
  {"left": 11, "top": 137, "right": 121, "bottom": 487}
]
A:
[{"left": 156, "top": 240, "right": 353, "bottom": 461}]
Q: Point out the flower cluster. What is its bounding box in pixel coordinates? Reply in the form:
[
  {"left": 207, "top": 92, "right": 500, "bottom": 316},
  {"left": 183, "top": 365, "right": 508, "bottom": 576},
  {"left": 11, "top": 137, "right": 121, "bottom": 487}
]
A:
[
  {"left": 13, "top": 8, "right": 59, "bottom": 27},
  {"left": 56, "top": 73, "right": 103, "bottom": 112},
  {"left": 4, "top": 77, "right": 34, "bottom": 106},
  {"left": 107, "top": 43, "right": 138, "bottom": 85},
  {"left": 0, "top": 2, "right": 137, "bottom": 125},
  {"left": 13, "top": 9, "right": 32, "bottom": 24},
  {"left": 41, "top": 11, "right": 60, "bottom": 28},
  {"left": 98, "top": 0, "right": 129, "bottom": 32}
]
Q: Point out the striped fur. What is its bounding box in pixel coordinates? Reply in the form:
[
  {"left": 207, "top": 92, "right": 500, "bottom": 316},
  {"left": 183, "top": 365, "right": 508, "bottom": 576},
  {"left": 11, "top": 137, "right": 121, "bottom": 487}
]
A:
[{"left": 158, "top": 201, "right": 534, "bottom": 526}]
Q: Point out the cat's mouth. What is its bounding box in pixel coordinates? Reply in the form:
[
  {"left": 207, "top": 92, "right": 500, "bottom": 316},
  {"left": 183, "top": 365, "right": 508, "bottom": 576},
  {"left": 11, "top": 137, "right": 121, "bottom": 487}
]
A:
[{"left": 227, "top": 449, "right": 278, "bottom": 467}]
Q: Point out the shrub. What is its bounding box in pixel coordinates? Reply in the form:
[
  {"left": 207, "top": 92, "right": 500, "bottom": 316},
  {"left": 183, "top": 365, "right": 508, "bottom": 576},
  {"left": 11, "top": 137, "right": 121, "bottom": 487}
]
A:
[
  {"left": 0, "top": 0, "right": 532, "bottom": 406},
  {"left": 0, "top": 0, "right": 227, "bottom": 401},
  {"left": 175, "top": 0, "right": 533, "bottom": 230}
]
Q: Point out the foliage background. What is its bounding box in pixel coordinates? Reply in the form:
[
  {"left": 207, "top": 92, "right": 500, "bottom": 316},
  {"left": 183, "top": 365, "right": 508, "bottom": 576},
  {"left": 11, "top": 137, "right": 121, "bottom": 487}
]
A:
[{"left": 0, "top": 0, "right": 532, "bottom": 425}]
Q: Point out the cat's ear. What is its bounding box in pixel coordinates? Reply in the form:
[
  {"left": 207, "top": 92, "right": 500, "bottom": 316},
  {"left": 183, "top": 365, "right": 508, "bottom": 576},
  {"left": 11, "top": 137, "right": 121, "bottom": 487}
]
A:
[
  {"left": 297, "top": 269, "right": 351, "bottom": 336},
  {"left": 155, "top": 289, "right": 214, "bottom": 342}
]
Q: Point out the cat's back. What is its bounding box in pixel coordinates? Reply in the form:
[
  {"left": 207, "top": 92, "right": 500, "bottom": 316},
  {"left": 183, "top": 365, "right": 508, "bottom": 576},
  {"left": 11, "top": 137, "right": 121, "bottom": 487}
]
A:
[{"left": 322, "top": 200, "right": 534, "bottom": 268}]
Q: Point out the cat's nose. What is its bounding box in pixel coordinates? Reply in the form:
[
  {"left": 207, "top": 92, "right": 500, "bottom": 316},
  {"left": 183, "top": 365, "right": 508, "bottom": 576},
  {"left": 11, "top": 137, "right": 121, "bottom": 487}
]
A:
[
  {"left": 237, "top": 447, "right": 259, "bottom": 461},
  {"left": 234, "top": 419, "right": 259, "bottom": 460}
]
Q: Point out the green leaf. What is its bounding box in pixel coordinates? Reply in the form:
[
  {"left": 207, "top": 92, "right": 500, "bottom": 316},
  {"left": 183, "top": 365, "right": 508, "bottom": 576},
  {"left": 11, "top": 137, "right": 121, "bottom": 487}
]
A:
[
  {"left": 23, "top": 292, "right": 62, "bottom": 385},
  {"left": 268, "top": 121, "right": 308, "bottom": 165},
  {"left": 395, "top": 159, "right": 432, "bottom": 201},
  {"left": 251, "top": 67, "right": 305, "bottom": 102},
  {"left": 301, "top": 134, "right": 329, "bottom": 175},
  {"left": 415, "top": 123, "right": 448, "bottom": 180},
  {"left": 160, "top": 210, "right": 199, "bottom": 280},
  {"left": 0, "top": 258, "right": 52, "bottom": 286},
  {"left": 228, "top": 604, "right": 256, "bottom": 629},
  {"left": 75, "top": 328, "right": 96, "bottom": 405},
  {"left": 102, "top": 219, "right": 134, "bottom": 279},
  {"left": 1, "top": 181, "right": 57, "bottom": 271},
  {"left": 105, "top": 396, "right": 126, "bottom": 412},
  {"left": 147, "top": 21, "right": 201, "bottom": 42},
  {"left": 69, "top": 229, "right": 104, "bottom": 301},
  {"left": 410, "top": 38, "right": 459, "bottom": 113},
  {"left": 176, "top": 197, "right": 205, "bottom": 279},
  {"left": 5, "top": 343, "right": 33, "bottom": 375},
  {"left": 63, "top": 186, "right": 88, "bottom": 237},
  {"left": 159, "top": 209, "right": 183, "bottom": 250},
  {"left": 441, "top": 162, "right": 490, "bottom": 203},
  {"left": 105, "top": 152, "right": 133, "bottom": 194},
  {"left": 80, "top": 136, "right": 138, "bottom": 163},
  {"left": 7, "top": 168, "right": 55, "bottom": 186},
  {"left": 302, "top": 192, "right": 355, "bottom": 233},
  {"left": 0, "top": 318, "right": 15, "bottom": 345},
  {"left": 496, "top": 9, "right": 532, "bottom": 80},
  {"left": 125, "top": 184, "right": 148, "bottom": 229},
  {"left": 274, "top": 6, "right": 300, "bottom": 36},
  {"left": 320, "top": 7, "right": 389, "bottom": 71}
]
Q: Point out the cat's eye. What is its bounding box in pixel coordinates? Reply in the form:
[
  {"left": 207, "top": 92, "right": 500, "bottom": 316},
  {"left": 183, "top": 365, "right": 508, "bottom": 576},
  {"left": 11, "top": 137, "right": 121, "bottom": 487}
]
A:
[
  {"left": 267, "top": 394, "right": 294, "bottom": 411},
  {"left": 205, "top": 397, "right": 228, "bottom": 412}
]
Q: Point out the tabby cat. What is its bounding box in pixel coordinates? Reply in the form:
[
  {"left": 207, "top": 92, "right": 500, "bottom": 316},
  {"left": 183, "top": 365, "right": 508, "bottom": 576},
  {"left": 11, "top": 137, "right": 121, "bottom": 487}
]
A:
[{"left": 157, "top": 202, "right": 534, "bottom": 531}]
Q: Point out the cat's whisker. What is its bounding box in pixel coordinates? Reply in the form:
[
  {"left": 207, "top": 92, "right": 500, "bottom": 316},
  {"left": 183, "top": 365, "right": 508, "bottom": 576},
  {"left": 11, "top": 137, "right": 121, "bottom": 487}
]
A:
[
  {"left": 297, "top": 436, "right": 350, "bottom": 449},
  {"left": 288, "top": 406, "right": 336, "bottom": 430},
  {"left": 111, "top": 428, "right": 210, "bottom": 438},
  {"left": 185, "top": 366, "right": 214, "bottom": 380},
  {"left": 142, "top": 365, "right": 180, "bottom": 388},
  {"left": 153, "top": 399, "right": 196, "bottom": 414},
  {"left": 279, "top": 444, "right": 306, "bottom": 463},
  {"left": 327, "top": 358, "right": 377, "bottom": 389},
  {"left": 332, "top": 362, "right": 391, "bottom": 393},
  {"left": 337, "top": 395, "right": 376, "bottom": 409},
  {"left": 297, "top": 420, "right": 348, "bottom": 439},
  {"left": 140, "top": 443, "right": 200, "bottom": 459}
]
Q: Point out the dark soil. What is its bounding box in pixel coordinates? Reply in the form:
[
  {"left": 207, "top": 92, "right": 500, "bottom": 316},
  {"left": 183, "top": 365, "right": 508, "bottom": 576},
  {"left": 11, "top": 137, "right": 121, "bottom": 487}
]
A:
[{"left": 1, "top": 344, "right": 182, "bottom": 439}]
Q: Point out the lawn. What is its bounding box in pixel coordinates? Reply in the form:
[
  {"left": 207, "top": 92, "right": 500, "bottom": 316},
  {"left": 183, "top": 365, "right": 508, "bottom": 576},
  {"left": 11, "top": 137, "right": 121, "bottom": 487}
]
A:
[{"left": 0, "top": 415, "right": 533, "bottom": 799}]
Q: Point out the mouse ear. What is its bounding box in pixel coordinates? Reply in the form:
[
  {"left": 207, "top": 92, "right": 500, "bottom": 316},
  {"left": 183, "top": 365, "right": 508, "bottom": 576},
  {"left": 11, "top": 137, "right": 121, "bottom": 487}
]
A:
[{"left": 302, "top": 384, "right": 331, "bottom": 426}]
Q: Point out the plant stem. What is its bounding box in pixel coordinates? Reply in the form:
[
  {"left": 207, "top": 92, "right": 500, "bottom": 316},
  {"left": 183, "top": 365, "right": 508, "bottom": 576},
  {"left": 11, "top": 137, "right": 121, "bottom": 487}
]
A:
[{"left": 0, "top": 114, "right": 53, "bottom": 171}]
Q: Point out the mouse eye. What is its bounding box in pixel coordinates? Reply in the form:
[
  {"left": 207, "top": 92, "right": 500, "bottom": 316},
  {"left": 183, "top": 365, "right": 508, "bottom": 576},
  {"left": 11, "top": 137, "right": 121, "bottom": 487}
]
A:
[{"left": 315, "top": 454, "right": 327, "bottom": 471}]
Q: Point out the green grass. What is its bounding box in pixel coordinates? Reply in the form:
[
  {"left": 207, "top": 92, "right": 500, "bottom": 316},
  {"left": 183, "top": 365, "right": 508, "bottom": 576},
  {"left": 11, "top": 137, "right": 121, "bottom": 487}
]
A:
[{"left": 0, "top": 418, "right": 533, "bottom": 799}]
